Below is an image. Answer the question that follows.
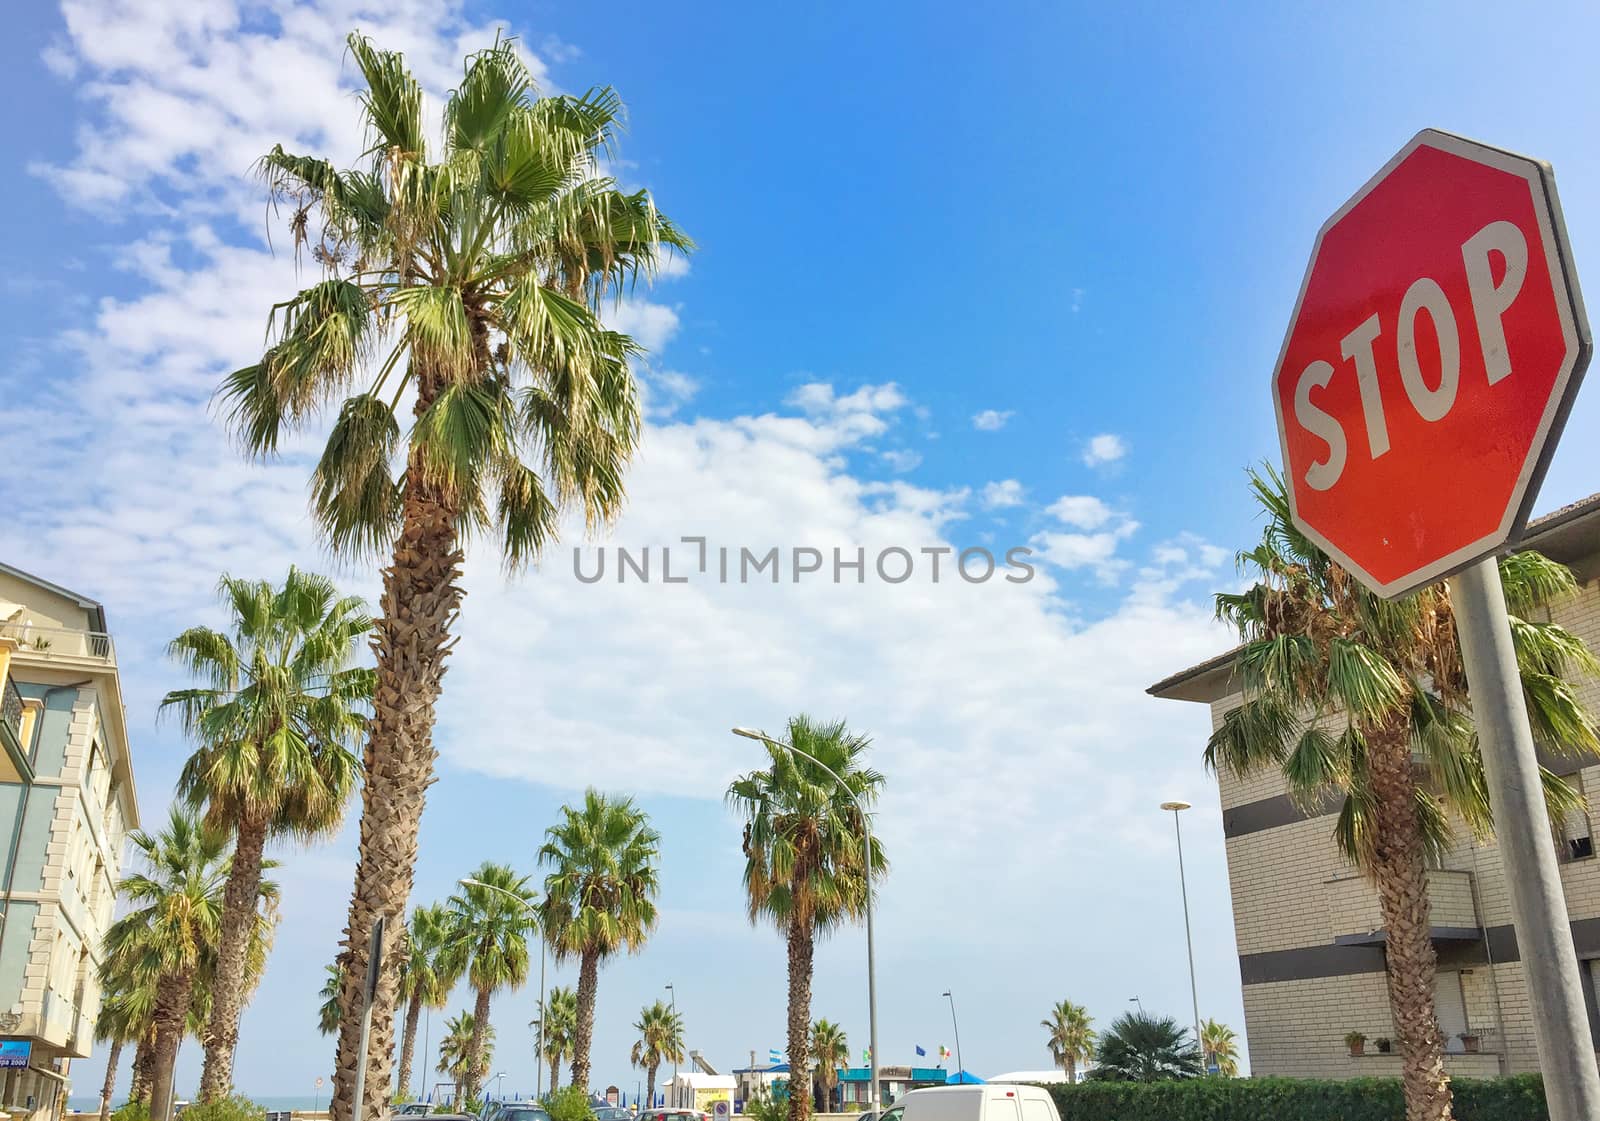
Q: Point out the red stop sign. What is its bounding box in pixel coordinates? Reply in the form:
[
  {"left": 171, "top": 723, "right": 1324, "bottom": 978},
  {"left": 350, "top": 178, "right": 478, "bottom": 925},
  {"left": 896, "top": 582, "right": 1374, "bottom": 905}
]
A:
[{"left": 1272, "top": 130, "right": 1590, "bottom": 598}]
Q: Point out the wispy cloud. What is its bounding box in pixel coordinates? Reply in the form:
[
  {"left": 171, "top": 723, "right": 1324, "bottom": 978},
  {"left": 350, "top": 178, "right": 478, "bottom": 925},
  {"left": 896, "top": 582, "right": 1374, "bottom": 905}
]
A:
[
  {"left": 972, "top": 408, "right": 1013, "bottom": 432},
  {"left": 982, "top": 479, "right": 1025, "bottom": 509}
]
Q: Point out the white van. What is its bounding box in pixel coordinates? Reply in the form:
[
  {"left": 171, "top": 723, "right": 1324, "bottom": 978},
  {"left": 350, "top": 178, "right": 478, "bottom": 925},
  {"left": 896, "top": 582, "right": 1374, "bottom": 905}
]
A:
[{"left": 881, "top": 1085, "right": 1061, "bottom": 1121}]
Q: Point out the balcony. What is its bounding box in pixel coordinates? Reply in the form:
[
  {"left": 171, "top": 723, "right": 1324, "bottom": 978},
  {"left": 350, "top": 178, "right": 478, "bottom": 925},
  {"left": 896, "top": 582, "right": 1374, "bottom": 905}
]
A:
[
  {"left": 1, "top": 622, "right": 116, "bottom": 665},
  {"left": 1324, "top": 869, "right": 1481, "bottom": 945},
  {"left": 0, "top": 676, "right": 31, "bottom": 783}
]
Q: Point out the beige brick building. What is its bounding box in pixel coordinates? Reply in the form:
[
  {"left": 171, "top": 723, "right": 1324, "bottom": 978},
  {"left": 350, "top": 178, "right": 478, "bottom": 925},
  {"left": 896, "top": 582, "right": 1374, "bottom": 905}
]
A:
[{"left": 1149, "top": 494, "right": 1600, "bottom": 1080}]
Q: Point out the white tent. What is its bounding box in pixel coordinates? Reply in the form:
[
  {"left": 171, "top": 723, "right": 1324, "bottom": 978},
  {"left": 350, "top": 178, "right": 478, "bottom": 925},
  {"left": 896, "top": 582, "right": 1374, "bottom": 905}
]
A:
[{"left": 986, "top": 1071, "right": 1074, "bottom": 1084}]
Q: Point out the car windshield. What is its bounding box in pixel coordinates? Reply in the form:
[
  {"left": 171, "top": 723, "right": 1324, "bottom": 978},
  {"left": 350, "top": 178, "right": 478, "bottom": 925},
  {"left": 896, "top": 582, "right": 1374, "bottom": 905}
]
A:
[{"left": 500, "top": 1110, "right": 551, "bottom": 1121}]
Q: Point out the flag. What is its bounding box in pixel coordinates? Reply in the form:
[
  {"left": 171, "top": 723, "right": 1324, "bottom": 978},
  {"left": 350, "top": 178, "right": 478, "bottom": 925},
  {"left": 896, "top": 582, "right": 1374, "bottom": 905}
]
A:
[
  {"left": 862, "top": 1048, "right": 872, "bottom": 1063},
  {"left": 769, "top": 1049, "right": 783, "bottom": 1064},
  {"left": 939, "top": 1046, "right": 951, "bottom": 1060},
  {"left": 915, "top": 1045, "right": 926, "bottom": 1057}
]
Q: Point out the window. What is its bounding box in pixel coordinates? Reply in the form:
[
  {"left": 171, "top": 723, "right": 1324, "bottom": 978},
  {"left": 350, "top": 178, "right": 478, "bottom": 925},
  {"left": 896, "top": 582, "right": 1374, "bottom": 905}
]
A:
[
  {"left": 986, "top": 1099, "right": 1021, "bottom": 1121},
  {"left": 1558, "top": 775, "right": 1593, "bottom": 862},
  {"left": 1021, "top": 1100, "right": 1052, "bottom": 1121},
  {"left": 1436, "top": 972, "right": 1469, "bottom": 1051}
]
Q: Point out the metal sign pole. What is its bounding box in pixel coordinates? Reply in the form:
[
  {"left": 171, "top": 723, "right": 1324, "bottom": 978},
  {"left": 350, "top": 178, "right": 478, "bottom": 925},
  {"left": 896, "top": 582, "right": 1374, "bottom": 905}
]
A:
[
  {"left": 1448, "top": 558, "right": 1600, "bottom": 1119},
  {"left": 352, "top": 917, "right": 386, "bottom": 1121}
]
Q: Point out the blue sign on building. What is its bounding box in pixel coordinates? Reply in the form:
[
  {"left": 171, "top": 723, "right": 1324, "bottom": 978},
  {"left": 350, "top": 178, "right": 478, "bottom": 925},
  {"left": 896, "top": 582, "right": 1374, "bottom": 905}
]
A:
[{"left": 0, "top": 1040, "right": 31, "bottom": 1069}]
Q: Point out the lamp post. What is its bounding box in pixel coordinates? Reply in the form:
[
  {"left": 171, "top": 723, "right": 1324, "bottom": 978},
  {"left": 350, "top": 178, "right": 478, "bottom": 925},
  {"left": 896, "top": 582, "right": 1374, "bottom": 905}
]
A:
[
  {"left": 666, "top": 982, "right": 678, "bottom": 1105},
  {"left": 1128, "top": 997, "right": 1143, "bottom": 1014},
  {"left": 459, "top": 877, "right": 548, "bottom": 1099},
  {"left": 941, "top": 991, "right": 964, "bottom": 1080},
  {"left": 1159, "top": 800, "right": 1203, "bottom": 1053},
  {"left": 495, "top": 1073, "right": 507, "bottom": 1101},
  {"left": 732, "top": 727, "right": 882, "bottom": 1112}
]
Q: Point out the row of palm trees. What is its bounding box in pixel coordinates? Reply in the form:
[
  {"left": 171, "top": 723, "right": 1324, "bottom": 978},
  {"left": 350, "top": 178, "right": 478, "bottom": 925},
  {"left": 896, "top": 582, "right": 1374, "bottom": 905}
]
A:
[
  {"left": 93, "top": 569, "right": 374, "bottom": 1120},
  {"left": 1040, "top": 1000, "right": 1236, "bottom": 1083}
]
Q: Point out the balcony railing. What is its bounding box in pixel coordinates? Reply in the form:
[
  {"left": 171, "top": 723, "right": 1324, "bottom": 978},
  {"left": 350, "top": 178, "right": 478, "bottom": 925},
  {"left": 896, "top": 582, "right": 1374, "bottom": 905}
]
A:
[
  {"left": 0, "top": 622, "right": 115, "bottom": 664},
  {"left": 1, "top": 677, "right": 20, "bottom": 744}
]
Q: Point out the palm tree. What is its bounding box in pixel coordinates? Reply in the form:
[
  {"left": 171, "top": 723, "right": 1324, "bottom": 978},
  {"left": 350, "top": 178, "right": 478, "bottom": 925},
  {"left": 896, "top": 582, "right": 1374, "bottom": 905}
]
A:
[
  {"left": 1208, "top": 467, "right": 1595, "bottom": 1121},
  {"left": 1040, "top": 1000, "right": 1094, "bottom": 1084},
  {"left": 439, "top": 1013, "right": 494, "bottom": 1107},
  {"left": 539, "top": 790, "right": 662, "bottom": 1090},
  {"left": 101, "top": 809, "right": 229, "bottom": 1121},
  {"left": 726, "top": 716, "right": 888, "bottom": 1121},
  {"left": 1091, "top": 1013, "right": 1201, "bottom": 1082},
  {"left": 320, "top": 962, "right": 346, "bottom": 1036},
  {"left": 399, "top": 904, "right": 459, "bottom": 1099},
  {"left": 223, "top": 34, "right": 688, "bottom": 1121},
  {"left": 809, "top": 1020, "right": 848, "bottom": 1111},
  {"left": 161, "top": 568, "right": 371, "bottom": 1101},
  {"left": 1199, "top": 1019, "right": 1239, "bottom": 1078},
  {"left": 444, "top": 866, "right": 537, "bottom": 1101},
  {"left": 537, "top": 986, "right": 578, "bottom": 1093},
  {"left": 93, "top": 978, "right": 140, "bottom": 1121},
  {"left": 630, "top": 1000, "right": 684, "bottom": 1110}
]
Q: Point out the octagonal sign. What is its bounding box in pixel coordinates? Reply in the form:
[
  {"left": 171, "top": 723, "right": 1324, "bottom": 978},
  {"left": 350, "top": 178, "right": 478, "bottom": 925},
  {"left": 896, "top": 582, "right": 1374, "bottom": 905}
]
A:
[{"left": 1272, "top": 129, "right": 1590, "bottom": 598}]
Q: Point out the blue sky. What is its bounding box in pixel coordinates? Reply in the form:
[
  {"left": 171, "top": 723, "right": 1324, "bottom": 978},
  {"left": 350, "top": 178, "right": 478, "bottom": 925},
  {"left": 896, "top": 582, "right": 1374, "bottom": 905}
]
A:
[{"left": 6, "top": 0, "right": 1600, "bottom": 1103}]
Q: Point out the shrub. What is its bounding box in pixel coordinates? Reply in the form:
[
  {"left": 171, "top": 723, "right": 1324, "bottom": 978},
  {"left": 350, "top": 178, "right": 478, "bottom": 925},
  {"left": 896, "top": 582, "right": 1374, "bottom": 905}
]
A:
[
  {"left": 177, "top": 1097, "right": 266, "bottom": 1121},
  {"left": 742, "top": 1085, "right": 786, "bottom": 1121},
  {"left": 1047, "top": 1074, "right": 1547, "bottom": 1121},
  {"left": 545, "top": 1087, "right": 595, "bottom": 1121},
  {"left": 112, "top": 1102, "right": 151, "bottom": 1121}
]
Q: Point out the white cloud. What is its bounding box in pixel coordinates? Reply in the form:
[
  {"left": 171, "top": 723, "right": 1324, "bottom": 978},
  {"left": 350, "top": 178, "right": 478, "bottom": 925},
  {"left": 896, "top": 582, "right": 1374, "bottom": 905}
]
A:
[
  {"left": 982, "top": 479, "right": 1025, "bottom": 509},
  {"left": 605, "top": 299, "right": 682, "bottom": 354},
  {"left": 880, "top": 449, "right": 922, "bottom": 473},
  {"left": 1047, "top": 494, "right": 1114, "bottom": 529},
  {"left": 972, "top": 409, "right": 1013, "bottom": 432},
  {"left": 1082, "top": 432, "right": 1127, "bottom": 466}
]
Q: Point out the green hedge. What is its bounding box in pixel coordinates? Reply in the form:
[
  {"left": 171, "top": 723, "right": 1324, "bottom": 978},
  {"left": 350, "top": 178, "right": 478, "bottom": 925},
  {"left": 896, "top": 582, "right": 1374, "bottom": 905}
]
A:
[{"left": 1046, "top": 1074, "right": 1547, "bottom": 1121}]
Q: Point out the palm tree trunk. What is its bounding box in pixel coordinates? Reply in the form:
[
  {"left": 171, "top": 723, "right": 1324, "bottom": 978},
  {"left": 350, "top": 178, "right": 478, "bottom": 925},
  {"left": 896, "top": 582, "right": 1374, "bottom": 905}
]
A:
[
  {"left": 398, "top": 990, "right": 424, "bottom": 1101},
  {"left": 1065, "top": 1057, "right": 1075, "bottom": 1084},
  {"left": 465, "top": 987, "right": 493, "bottom": 1102},
  {"left": 646, "top": 1062, "right": 657, "bottom": 1111},
  {"left": 131, "top": 1033, "right": 155, "bottom": 1104},
  {"left": 149, "top": 967, "right": 199, "bottom": 1121},
  {"left": 197, "top": 810, "right": 270, "bottom": 1103},
  {"left": 784, "top": 918, "right": 815, "bottom": 1121},
  {"left": 1368, "top": 722, "right": 1454, "bottom": 1121},
  {"left": 330, "top": 442, "right": 464, "bottom": 1121},
  {"left": 99, "top": 1039, "right": 123, "bottom": 1121},
  {"left": 549, "top": 1050, "right": 561, "bottom": 1094},
  {"left": 571, "top": 949, "right": 600, "bottom": 1091}
]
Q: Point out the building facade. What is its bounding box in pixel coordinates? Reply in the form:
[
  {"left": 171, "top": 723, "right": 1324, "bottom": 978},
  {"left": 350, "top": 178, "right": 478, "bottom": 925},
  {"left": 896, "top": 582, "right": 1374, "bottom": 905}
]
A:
[
  {"left": 1150, "top": 494, "right": 1600, "bottom": 1080},
  {"left": 0, "top": 564, "right": 139, "bottom": 1120}
]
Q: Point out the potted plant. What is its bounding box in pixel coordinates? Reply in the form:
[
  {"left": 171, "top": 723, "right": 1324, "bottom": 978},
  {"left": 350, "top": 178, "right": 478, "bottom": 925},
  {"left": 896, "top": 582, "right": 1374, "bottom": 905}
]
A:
[
  {"left": 1459, "top": 1032, "right": 1481, "bottom": 1053},
  {"left": 1375, "top": 1038, "right": 1392, "bottom": 1054},
  {"left": 1345, "top": 1031, "right": 1367, "bottom": 1057}
]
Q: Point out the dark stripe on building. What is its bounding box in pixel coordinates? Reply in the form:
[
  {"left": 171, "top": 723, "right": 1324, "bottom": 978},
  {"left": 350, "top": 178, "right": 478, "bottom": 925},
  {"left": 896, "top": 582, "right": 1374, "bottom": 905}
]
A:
[{"left": 1241, "top": 917, "right": 1600, "bottom": 985}]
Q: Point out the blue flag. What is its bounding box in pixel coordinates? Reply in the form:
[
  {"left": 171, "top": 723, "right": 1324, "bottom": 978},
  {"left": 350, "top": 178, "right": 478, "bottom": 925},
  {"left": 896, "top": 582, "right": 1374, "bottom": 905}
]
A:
[{"left": 915, "top": 1045, "right": 926, "bottom": 1057}]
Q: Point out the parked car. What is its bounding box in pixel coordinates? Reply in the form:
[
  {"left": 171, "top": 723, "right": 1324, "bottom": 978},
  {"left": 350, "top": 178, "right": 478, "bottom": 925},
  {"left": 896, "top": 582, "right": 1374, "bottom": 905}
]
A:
[
  {"left": 392, "top": 1106, "right": 432, "bottom": 1118},
  {"left": 483, "top": 1105, "right": 551, "bottom": 1121},
  {"left": 595, "top": 1109, "right": 633, "bottom": 1121},
  {"left": 888, "top": 1086, "right": 1059, "bottom": 1121},
  {"left": 637, "top": 1110, "right": 709, "bottom": 1121}
]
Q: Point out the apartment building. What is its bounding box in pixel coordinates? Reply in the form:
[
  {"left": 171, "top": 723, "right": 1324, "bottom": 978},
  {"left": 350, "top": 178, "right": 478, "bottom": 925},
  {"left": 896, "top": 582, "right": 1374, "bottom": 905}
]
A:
[
  {"left": 0, "top": 563, "right": 139, "bottom": 1120},
  {"left": 1149, "top": 493, "right": 1600, "bottom": 1080}
]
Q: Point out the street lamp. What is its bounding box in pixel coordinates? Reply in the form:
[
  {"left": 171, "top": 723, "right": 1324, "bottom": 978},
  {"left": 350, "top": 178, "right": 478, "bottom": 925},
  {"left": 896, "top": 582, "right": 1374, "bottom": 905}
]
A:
[
  {"left": 1128, "top": 996, "right": 1143, "bottom": 1014},
  {"left": 665, "top": 982, "right": 678, "bottom": 1105},
  {"left": 1159, "top": 801, "right": 1203, "bottom": 1054},
  {"left": 459, "top": 877, "right": 548, "bottom": 1099},
  {"left": 495, "top": 1073, "right": 507, "bottom": 1101},
  {"left": 941, "top": 991, "right": 964, "bottom": 1079},
  {"left": 732, "top": 727, "right": 882, "bottom": 1111}
]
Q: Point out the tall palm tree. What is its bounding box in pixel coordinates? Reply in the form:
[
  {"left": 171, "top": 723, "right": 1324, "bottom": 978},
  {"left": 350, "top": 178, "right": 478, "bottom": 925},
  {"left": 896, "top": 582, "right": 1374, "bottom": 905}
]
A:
[
  {"left": 161, "top": 568, "right": 371, "bottom": 1101},
  {"left": 1040, "top": 1000, "right": 1094, "bottom": 1084},
  {"left": 444, "top": 865, "right": 537, "bottom": 1102},
  {"left": 1091, "top": 1013, "right": 1201, "bottom": 1082},
  {"left": 537, "top": 986, "right": 578, "bottom": 1093},
  {"left": 399, "top": 904, "right": 459, "bottom": 1099},
  {"left": 101, "top": 809, "right": 229, "bottom": 1121},
  {"left": 539, "top": 790, "right": 662, "bottom": 1090},
  {"left": 727, "top": 717, "right": 887, "bottom": 1121},
  {"left": 224, "top": 34, "right": 688, "bottom": 1121},
  {"left": 1208, "top": 467, "right": 1596, "bottom": 1121},
  {"left": 1199, "top": 1019, "right": 1239, "bottom": 1078},
  {"left": 320, "top": 962, "right": 346, "bottom": 1036},
  {"left": 630, "top": 1000, "right": 684, "bottom": 1110},
  {"left": 809, "top": 1020, "right": 848, "bottom": 1111},
  {"left": 439, "top": 1013, "right": 494, "bottom": 1107}
]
